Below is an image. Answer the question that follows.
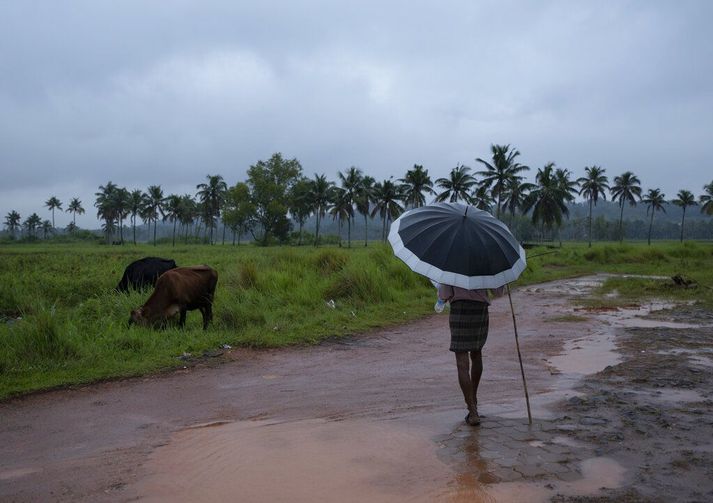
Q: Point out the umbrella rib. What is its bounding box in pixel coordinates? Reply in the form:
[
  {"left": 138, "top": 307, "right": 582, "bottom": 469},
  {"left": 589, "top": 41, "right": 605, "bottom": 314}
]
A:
[
  {"left": 438, "top": 220, "right": 464, "bottom": 274},
  {"left": 412, "top": 219, "right": 461, "bottom": 264},
  {"left": 481, "top": 220, "right": 521, "bottom": 259}
]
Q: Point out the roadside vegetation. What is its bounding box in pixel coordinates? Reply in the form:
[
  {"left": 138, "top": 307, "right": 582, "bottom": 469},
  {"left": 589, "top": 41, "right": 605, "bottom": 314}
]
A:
[{"left": 1, "top": 240, "right": 712, "bottom": 399}]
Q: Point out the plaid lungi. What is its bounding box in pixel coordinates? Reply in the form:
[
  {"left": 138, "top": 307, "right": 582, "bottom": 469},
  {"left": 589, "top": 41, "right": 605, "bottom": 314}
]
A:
[{"left": 449, "top": 300, "right": 489, "bottom": 352}]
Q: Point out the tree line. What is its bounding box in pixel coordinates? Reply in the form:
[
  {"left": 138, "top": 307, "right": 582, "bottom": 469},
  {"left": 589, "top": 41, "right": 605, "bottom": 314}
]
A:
[{"left": 4, "top": 147, "right": 713, "bottom": 246}]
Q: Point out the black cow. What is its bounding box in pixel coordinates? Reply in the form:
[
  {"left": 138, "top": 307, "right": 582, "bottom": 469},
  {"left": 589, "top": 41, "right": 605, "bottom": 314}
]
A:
[{"left": 115, "top": 257, "right": 177, "bottom": 293}]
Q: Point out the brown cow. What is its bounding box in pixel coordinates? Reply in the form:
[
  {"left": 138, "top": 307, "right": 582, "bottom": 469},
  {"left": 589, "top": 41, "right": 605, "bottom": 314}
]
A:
[{"left": 129, "top": 266, "right": 218, "bottom": 330}]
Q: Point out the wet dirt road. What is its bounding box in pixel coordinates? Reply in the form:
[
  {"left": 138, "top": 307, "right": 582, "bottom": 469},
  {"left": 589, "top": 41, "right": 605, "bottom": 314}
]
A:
[{"left": 1, "top": 275, "right": 712, "bottom": 502}]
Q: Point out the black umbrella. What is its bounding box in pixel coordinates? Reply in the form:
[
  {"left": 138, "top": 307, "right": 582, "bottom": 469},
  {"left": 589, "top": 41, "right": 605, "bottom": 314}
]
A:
[
  {"left": 388, "top": 202, "right": 526, "bottom": 289},
  {"left": 388, "top": 202, "right": 532, "bottom": 423}
]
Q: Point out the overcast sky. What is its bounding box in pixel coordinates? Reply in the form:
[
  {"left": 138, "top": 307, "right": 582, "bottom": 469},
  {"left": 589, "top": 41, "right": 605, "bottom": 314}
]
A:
[{"left": 1, "top": 0, "right": 712, "bottom": 228}]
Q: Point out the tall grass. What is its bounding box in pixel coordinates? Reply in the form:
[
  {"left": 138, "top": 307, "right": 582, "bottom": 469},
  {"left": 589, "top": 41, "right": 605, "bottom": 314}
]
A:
[
  {"left": 1, "top": 240, "right": 712, "bottom": 399},
  {"left": 0, "top": 243, "right": 433, "bottom": 398}
]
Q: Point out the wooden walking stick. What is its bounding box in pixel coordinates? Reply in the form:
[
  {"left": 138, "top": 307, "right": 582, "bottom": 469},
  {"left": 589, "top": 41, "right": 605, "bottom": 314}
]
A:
[{"left": 506, "top": 283, "right": 532, "bottom": 425}]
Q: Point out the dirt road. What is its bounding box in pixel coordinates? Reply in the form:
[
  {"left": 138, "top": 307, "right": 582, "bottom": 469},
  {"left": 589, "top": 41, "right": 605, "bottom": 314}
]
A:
[{"left": 1, "top": 276, "right": 712, "bottom": 502}]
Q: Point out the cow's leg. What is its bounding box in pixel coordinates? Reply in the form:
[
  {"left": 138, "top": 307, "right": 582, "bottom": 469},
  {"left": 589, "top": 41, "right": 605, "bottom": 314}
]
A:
[
  {"left": 201, "top": 304, "right": 212, "bottom": 330},
  {"left": 179, "top": 309, "right": 187, "bottom": 328}
]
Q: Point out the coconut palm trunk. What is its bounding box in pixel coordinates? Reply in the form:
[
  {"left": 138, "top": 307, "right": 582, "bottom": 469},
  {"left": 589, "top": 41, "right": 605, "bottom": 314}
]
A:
[
  {"left": 315, "top": 212, "right": 321, "bottom": 246},
  {"left": 648, "top": 211, "right": 654, "bottom": 245},
  {"left": 364, "top": 214, "right": 368, "bottom": 246},
  {"left": 618, "top": 202, "right": 625, "bottom": 243},
  {"left": 338, "top": 216, "right": 343, "bottom": 247},
  {"left": 680, "top": 207, "right": 686, "bottom": 243},
  {"left": 588, "top": 198, "right": 593, "bottom": 247}
]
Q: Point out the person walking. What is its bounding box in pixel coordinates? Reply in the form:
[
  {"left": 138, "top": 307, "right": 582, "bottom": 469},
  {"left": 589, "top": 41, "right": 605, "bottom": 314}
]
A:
[{"left": 437, "top": 283, "right": 504, "bottom": 426}]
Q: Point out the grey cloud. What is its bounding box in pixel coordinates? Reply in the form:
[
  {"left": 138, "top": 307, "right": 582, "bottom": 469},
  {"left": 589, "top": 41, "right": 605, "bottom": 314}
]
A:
[{"left": 1, "top": 0, "right": 713, "bottom": 227}]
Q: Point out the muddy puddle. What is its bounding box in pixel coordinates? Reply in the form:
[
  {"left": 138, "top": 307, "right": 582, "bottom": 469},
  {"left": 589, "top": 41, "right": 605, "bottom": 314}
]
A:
[
  {"left": 136, "top": 417, "right": 453, "bottom": 502},
  {"left": 136, "top": 411, "right": 629, "bottom": 503}
]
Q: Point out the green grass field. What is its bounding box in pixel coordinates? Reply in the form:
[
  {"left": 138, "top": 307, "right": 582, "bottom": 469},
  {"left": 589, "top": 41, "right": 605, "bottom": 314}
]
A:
[{"left": 1, "top": 240, "right": 712, "bottom": 399}]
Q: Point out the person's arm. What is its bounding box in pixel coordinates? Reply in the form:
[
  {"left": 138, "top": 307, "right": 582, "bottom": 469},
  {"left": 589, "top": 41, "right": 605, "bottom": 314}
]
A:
[
  {"left": 438, "top": 283, "right": 454, "bottom": 302},
  {"left": 489, "top": 285, "right": 506, "bottom": 300}
]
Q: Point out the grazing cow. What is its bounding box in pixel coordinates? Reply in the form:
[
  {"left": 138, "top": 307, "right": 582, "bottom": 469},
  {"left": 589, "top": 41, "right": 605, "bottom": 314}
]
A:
[
  {"left": 116, "top": 257, "right": 177, "bottom": 293},
  {"left": 129, "top": 266, "right": 218, "bottom": 330}
]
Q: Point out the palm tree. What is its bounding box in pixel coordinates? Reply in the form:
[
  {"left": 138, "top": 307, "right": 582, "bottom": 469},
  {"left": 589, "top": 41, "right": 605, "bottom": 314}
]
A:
[
  {"left": 642, "top": 188, "right": 666, "bottom": 245},
  {"left": 475, "top": 144, "right": 529, "bottom": 218},
  {"left": 128, "top": 189, "right": 143, "bottom": 244},
  {"left": 577, "top": 166, "right": 609, "bottom": 247},
  {"left": 556, "top": 168, "right": 579, "bottom": 203},
  {"left": 288, "top": 177, "right": 313, "bottom": 246},
  {"left": 44, "top": 196, "right": 62, "bottom": 229},
  {"left": 308, "top": 174, "right": 333, "bottom": 246},
  {"left": 700, "top": 181, "right": 713, "bottom": 217},
  {"left": 65, "top": 197, "right": 84, "bottom": 227},
  {"left": 196, "top": 174, "right": 228, "bottom": 245},
  {"left": 41, "top": 220, "right": 53, "bottom": 239},
  {"left": 23, "top": 213, "right": 42, "bottom": 239},
  {"left": 610, "top": 171, "right": 642, "bottom": 243},
  {"left": 163, "top": 194, "right": 183, "bottom": 247},
  {"left": 178, "top": 194, "right": 198, "bottom": 244},
  {"left": 4, "top": 210, "right": 21, "bottom": 239},
  {"left": 143, "top": 185, "right": 165, "bottom": 245},
  {"left": 338, "top": 166, "right": 363, "bottom": 248},
  {"left": 371, "top": 179, "right": 404, "bottom": 241},
  {"left": 672, "top": 190, "right": 697, "bottom": 243},
  {"left": 95, "top": 182, "right": 119, "bottom": 243},
  {"left": 329, "top": 187, "right": 352, "bottom": 247},
  {"left": 522, "top": 163, "right": 570, "bottom": 241},
  {"left": 502, "top": 177, "right": 534, "bottom": 225},
  {"left": 435, "top": 164, "right": 476, "bottom": 203},
  {"left": 355, "top": 175, "right": 375, "bottom": 246},
  {"left": 399, "top": 164, "right": 435, "bottom": 209},
  {"left": 554, "top": 166, "right": 579, "bottom": 245},
  {"left": 112, "top": 187, "right": 130, "bottom": 244},
  {"left": 471, "top": 183, "right": 494, "bottom": 212}
]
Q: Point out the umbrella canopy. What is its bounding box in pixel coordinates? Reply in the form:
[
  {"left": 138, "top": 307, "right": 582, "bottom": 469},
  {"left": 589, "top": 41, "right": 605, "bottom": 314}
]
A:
[{"left": 388, "top": 202, "right": 526, "bottom": 289}]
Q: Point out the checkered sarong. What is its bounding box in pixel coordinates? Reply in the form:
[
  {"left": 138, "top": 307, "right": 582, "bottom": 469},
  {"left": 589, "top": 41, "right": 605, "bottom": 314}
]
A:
[{"left": 449, "top": 300, "right": 489, "bottom": 352}]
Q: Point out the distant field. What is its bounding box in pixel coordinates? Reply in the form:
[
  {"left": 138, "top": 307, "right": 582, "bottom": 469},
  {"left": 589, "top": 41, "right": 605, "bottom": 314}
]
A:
[{"left": 1, "top": 240, "right": 712, "bottom": 399}]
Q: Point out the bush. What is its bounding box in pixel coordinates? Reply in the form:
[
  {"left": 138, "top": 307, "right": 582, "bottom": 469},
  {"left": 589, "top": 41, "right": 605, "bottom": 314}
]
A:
[
  {"left": 323, "top": 265, "right": 388, "bottom": 303},
  {"left": 218, "top": 306, "right": 266, "bottom": 330},
  {"left": 313, "top": 249, "right": 348, "bottom": 274},
  {"left": 238, "top": 261, "right": 259, "bottom": 289},
  {"left": 9, "top": 308, "right": 78, "bottom": 365}
]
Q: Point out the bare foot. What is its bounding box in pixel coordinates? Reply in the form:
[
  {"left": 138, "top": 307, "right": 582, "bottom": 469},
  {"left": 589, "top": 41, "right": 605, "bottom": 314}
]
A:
[{"left": 465, "top": 410, "right": 481, "bottom": 426}]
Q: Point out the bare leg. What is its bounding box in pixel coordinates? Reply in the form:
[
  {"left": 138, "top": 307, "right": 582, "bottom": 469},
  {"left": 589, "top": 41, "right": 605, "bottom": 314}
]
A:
[
  {"left": 455, "top": 352, "right": 479, "bottom": 425},
  {"left": 470, "top": 350, "right": 483, "bottom": 406}
]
